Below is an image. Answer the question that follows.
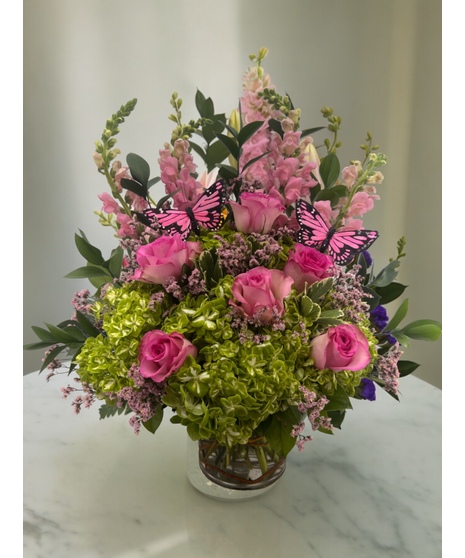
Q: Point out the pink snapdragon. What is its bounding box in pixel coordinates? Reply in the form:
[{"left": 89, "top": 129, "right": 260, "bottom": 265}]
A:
[
  {"left": 98, "top": 192, "right": 120, "bottom": 214},
  {"left": 347, "top": 191, "right": 375, "bottom": 218}
]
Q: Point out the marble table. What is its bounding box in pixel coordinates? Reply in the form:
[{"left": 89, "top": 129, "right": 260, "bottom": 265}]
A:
[{"left": 23, "top": 369, "right": 441, "bottom": 558}]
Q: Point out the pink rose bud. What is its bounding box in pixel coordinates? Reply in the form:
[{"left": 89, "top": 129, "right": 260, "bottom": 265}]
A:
[
  {"left": 311, "top": 324, "right": 371, "bottom": 372},
  {"left": 229, "top": 192, "right": 285, "bottom": 234},
  {"left": 133, "top": 233, "right": 202, "bottom": 285},
  {"left": 284, "top": 244, "right": 334, "bottom": 292},
  {"left": 230, "top": 267, "right": 294, "bottom": 323},
  {"left": 138, "top": 330, "right": 197, "bottom": 382}
]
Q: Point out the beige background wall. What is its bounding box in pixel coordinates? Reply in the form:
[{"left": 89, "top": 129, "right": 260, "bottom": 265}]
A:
[{"left": 23, "top": 0, "right": 441, "bottom": 387}]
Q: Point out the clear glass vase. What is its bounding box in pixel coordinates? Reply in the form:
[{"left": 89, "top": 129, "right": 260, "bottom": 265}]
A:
[{"left": 186, "top": 435, "right": 286, "bottom": 500}]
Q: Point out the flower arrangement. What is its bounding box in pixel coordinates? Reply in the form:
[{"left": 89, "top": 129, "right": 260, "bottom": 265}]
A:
[{"left": 26, "top": 49, "right": 441, "bottom": 474}]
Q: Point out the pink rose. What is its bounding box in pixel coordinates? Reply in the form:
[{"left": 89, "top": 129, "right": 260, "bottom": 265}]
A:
[
  {"left": 311, "top": 324, "right": 371, "bottom": 372},
  {"left": 133, "top": 233, "right": 202, "bottom": 284},
  {"left": 284, "top": 244, "right": 334, "bottom": 291},
  {"left": 230, "top": 267, "right": 294, "bottom": 323},
  {"left": 229, "top": 192, "right": 285, "bottom": 234},
  {"left": 138, "top": 330, "right": 197, "bottom": 382}
]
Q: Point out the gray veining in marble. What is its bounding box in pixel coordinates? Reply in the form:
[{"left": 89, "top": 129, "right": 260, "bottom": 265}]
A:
[{"left": 24, "top": 370, "right": 441, "bottom": 557}]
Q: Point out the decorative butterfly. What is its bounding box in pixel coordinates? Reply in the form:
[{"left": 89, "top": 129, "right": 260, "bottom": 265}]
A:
[
  {"left": 141, "top": 180, "right": 227, "bottom": 240},
  {"left": 295, "top": 198, "right": 379, "bottom": 265}
]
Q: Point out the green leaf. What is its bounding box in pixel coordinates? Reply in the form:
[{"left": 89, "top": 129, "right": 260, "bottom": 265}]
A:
[
  {"left": 75, "top": 311, "right": 100, "bottom": 337},
  {"left": 147, "top": 176, "right": 161, "bottom": 189},
  {"left": 324, "top": 384, "right": 353, "bottom": 412},
  {"left": 391, "top": 331, "right": 410, "bottom": 347},
  {"left": 40, "top": 344, "right": 66, "bottom": 372},
  {"left": 319, "top": 152, "right": 340, "bottom": 188},
  {"left": 314, "top": 184, "right": 348, "bottom": 206},
  {"left": 108, "top": 246, "right": 124, "bottom": 278},
  {"left": 325, "top": 410, "right": 346, "bottom": 429},
  {"left": 237, "top": 121, "right": 264, "bottom": 146},
  {"left": 44, "top": 323, "right": 83, "bottom": 344},
  {"left": 267, "top": 118, "right": 284, "bottom": 138},
  {"left": 31, "top": 325, "right": 58, "bottom": 343},
  {"left": 24, "top": 341, "right": 58, "bottom": 351},
  {"left": 300, "top": 126, "right": 326, "bottom": 138},
  {"left": 64, "top": 265, "right": 113, "bottom": 280},
  {"left": 363, "top": 286, "right": 381, "bottom": 310},
  {"left": 306, "top": 277, "right": 334, "bottom": 301},
  {"left": 216, "top": 163, "right": 238, "bottom": 181},
  {"left": 370, "top": 260, "right": 400, "bottom": 288},
  {"left": 397, "top": 360, "right": 420, "bottom": 377},
  {"left": 223, "top": 123, "right": 239, "bottom": 139},
  {"left": 240, "top": 150, "right": 271, "bottom": 173},
  {"left": 375, "top": 282, "right": 408, "bottom": 305},
  {"left": 142, "top": 406, "right": 164, "bottom": 434},
  {"left": 120, "top": 178, "right": 147, "bottom": 200},
  {"left": 397, "top": 319, "right": 442, "bottom": 341},
  {"left": 189, "top": 141, "right": 207, "bottom": 162},
  {"left": 99, "top": 403, "right": 128, "bottom": 420},
  {"left": 213, "top": 133, "right": 239, "bottom": 160},
  {"left": 205, "top": 140, "right": 232, "bottom": 170},
  {"left": 262, "top": 407, "right": 301, "bottom": 457},
  {"left": 195, "top": 89, "right": 214, "bottom": 118},
  {"left": 127, "top": 152, "right": 150, "bottom": 187},
  {"left": 386, "top": 298, "right": 409, "bottom": 330},
  {"left": 74, "top": 234, "right": 105, "bottom": 265}
]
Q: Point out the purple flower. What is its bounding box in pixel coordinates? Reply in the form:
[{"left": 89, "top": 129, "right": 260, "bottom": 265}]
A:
[
  {"left": 357, "top": 378, "right": 376, "bottom": 401},
  {"left": 362, "top": 250, "right": 372, "bottom": 266},
  {"left": 370, "top": 305, "right": 389, "bottom": 330}
]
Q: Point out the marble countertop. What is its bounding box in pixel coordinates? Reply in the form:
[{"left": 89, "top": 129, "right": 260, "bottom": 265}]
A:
[{"left": 23, "top": 370, "right": 441, "bottom": 558}]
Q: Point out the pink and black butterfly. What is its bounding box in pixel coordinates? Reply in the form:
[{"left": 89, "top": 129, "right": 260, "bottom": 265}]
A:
[
  {"left": 141, "top": 180, "right": 227, "bottom": 240},
  {"left": 295, "top": 198, "right": 379, "bottom": 265}
]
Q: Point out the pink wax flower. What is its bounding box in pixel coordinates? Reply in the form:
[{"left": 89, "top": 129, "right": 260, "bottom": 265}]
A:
[
  {"left": 138, "top": 330, "right": 197, "bottom": 382},
  {"left": 229, "top": 192, "right": 285, "bottom": 234},
  {"left": 230, "top": 267, "right": 294, "bottom": 323},
  {"left": 133, "top": 234, "right": 202, "bottom": 285},
  {"left": 284, "top": 244, "right": 334, "bottom": 292},
  {"left": 311, "top": 324, "right": 371, "bottom": 372}
]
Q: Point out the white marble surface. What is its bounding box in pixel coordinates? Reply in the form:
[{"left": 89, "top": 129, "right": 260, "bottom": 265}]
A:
[{"left": 24, "top": 370, "right": 441, "bottom": 558}]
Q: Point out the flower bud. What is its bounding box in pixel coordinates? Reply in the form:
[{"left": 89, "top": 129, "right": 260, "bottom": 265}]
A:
[{"left": 92, "top": 152, "right": 104, "bottom": 169}]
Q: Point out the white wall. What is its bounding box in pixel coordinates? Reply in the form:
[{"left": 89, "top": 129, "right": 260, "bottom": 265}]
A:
[{"left": 23, "top": 0, "right": 441, "bottom": 387}]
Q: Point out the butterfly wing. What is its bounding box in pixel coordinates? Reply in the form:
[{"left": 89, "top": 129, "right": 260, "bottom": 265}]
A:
[
  {"left": 191, "top": 179, "right": 226, "bottom": 231},
  {"left": 296, "top": 199, "right": 330, "bottom": 247},
  {"left": 140, "top": 207, "right": 192, "bottom": 239},
  {"left": 295, "top": 198, "right": 379, "bottom": 265},
  {"left": 328, "top": 229, "right": 379, "bottom": 265}
]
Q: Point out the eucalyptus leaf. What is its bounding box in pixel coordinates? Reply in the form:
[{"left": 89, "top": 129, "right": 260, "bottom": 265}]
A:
[
  {"left": 31, "top": 325, "right": 58, "bottom": 343},
  {"left": 370, "top": 260, "right": 400, "bottom": 288},
  {"left": 75, "top": 311, "right": 100, "bottom": 337},
  {"left": 206, "top": 139, "right": 233, "bottom": 170},
  {"left": 241, "top": 150, "right": 271, "bottom": 173},
  {"left": 397, "top": 319, "right": 442, "bottom": 341},
  {"left": 120, "top": 177, "right": 147, "bottom": 200},
  {"left": 127, "top": 152, "right": 150, "bottom": 187}
]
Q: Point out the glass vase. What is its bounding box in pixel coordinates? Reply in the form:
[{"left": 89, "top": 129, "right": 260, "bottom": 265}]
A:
[{"left": 187, "top": 435, "right": 286, "bottom": 500}]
